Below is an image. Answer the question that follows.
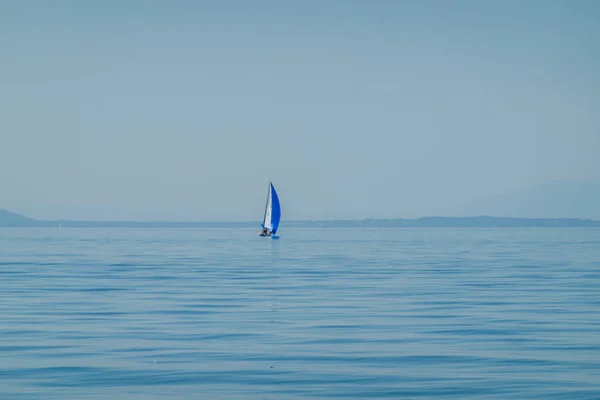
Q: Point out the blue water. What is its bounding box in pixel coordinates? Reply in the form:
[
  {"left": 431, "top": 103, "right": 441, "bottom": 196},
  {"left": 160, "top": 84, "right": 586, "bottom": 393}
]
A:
[{"left": 1, "top": 227, "right": 600, "bottom": 399}]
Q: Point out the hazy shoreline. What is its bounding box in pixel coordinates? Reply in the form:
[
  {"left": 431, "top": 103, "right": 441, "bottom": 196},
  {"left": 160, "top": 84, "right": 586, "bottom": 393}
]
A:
[{"left": 1, "top": 210, "right": 599, "bottom": 228}]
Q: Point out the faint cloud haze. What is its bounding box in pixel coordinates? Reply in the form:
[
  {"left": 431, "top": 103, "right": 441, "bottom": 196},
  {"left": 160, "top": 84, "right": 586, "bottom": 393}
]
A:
[{"left": 1, "top": 1, "right": 599, "bottom": 221}]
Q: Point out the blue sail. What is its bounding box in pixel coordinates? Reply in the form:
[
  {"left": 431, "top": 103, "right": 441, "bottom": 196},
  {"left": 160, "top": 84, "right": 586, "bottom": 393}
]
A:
[{"left": 270, "top": 183, "right": 281, "bottom": 235}]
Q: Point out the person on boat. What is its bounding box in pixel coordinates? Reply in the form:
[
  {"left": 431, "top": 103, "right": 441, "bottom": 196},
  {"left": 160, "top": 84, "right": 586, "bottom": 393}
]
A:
[{"left": 260, "top": 226, "right": 271, "bottom": 236}]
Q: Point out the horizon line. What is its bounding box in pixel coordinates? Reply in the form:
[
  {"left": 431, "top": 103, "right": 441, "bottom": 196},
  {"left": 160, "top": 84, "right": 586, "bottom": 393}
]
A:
[
  {"left": 11, "top": 216, "right": 600, "bottom": 224},
  {"left": 2, "top": 209, "right": 600, "bottom": 224},
  {"left": 48, "top": 216, "right": 600, "bottom": 223}
]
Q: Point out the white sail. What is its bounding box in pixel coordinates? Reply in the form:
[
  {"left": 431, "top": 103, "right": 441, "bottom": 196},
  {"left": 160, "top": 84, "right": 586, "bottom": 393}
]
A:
[{"left": 263, "top": 185, "right": 273, "bottom": 230}]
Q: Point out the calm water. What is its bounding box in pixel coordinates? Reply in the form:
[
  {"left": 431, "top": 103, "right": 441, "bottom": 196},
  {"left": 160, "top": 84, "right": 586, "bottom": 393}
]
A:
[{"left": 1, "top": 227, "right": 600, "bottom": 399}]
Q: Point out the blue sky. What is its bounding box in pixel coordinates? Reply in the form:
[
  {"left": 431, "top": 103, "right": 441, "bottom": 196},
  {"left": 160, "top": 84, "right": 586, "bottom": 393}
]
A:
[{"left": 1, "top": 0, "right": 599, "bottom": 220}]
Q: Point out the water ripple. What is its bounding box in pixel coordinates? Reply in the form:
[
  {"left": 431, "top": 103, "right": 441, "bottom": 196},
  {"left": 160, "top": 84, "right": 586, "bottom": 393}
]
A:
[{"left": 1, "top": 227, "right": 599, "bottom": 399}]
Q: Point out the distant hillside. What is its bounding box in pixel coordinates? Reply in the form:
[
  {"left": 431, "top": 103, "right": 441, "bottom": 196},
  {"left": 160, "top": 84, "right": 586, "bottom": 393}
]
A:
[
  {"left": 0, "top": 209, "right": 598, "bottom": 228},
  {"left": 454, "top": 180, "right": 600, "bottom": 220},
  {"left": 0, "top": 209, "right": 38, "bottom": 227},
  {"left": 289, "top": 216, "right": 600, "bottom": 228}
]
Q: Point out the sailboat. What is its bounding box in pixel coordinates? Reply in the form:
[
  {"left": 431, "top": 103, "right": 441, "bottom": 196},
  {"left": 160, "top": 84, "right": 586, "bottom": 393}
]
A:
[{"left": 259, "top": 181, "right": 281, "bottom": 238}]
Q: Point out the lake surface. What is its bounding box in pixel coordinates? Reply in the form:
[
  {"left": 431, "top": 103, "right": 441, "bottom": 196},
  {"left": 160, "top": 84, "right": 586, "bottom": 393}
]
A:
[{"left": 1, "top": 227, "right": 599, "bottom": 399}]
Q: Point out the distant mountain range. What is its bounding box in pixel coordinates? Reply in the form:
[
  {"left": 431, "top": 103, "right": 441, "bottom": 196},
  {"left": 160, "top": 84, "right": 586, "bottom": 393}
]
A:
[
  {"left": 2, "top": 180, "right": 599, "bottom": 227},
  {"left": 1, "top": 209, "right": 599, "bottom": 228},
  {"left": 452, "top": 180, "right": 600, "bottom": 220}
]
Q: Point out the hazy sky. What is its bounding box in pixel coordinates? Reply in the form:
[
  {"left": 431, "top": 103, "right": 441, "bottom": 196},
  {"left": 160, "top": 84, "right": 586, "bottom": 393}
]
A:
[{"left": 2, "top": 0, "right": 599, "bottom": 221}]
